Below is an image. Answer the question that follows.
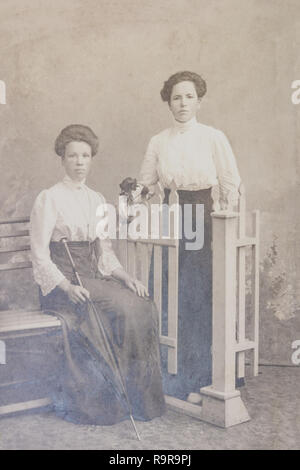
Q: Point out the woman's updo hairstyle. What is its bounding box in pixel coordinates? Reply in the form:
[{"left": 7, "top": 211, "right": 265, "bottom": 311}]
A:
[
  {"left": 160, "top": 71, "right": 207, "bottom": 103},
  {"left": 55, "top": 124, "right": 99, "bottom": 157}
]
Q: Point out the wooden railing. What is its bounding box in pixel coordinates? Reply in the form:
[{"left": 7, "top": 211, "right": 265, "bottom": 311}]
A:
[
  {"left": 117, "top": 182, "right": 179, "bottom": 374},
  {"left": 116, "top": 182, "right": 260, "bottom": 427},
  {"left": 236, "top": 184, "right": 260, "bottom": 379}
]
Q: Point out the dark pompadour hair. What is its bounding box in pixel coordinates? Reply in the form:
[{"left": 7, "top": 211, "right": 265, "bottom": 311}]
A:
[
  {"left": 160, "top": 71, "right": 207, "bottom": 103},
  {"left": 55, "top": 124, "right": 99, "bottom": 157}
]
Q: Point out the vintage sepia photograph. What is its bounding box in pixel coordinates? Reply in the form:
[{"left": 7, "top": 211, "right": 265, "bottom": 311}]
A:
[{"left": 0, "top": 0, "right": 299, "bottom": 452}]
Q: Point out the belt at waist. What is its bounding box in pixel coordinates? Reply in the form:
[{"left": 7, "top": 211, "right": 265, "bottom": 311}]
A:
[{"left": 49, "top": 239, "right": 101, "bottom": 280}]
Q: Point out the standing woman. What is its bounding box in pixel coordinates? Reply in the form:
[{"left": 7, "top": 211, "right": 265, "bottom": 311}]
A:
[
  {"left": 30, "top": 124, "right": 165, "bottom": 425},
  {"left": 139, "top": 71, "right": 241, "bottom": 401}
]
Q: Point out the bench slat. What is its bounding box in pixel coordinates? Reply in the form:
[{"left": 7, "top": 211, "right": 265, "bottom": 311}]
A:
[
  {"left": 0, "top": 314, "right": 58, "bottom": 324},
  {"left": 0, "top": 309, "right": 61, "bottom": 333},
  {"left": 0, "top": 308, "right": 45, "bottom": 316},
  {"left": 0, "top": 217, "right": 30, "bottom": 225},
  {"left": 0, "top": 245, "right": 30, "bottom": 254},
  {"left": 0, "top": 319, "right": 61, "bottom": 333},
  {"left": 0, "top": 262, "right": 32, "bottom": 271},
  {"left": 0, "top": 312, "right": 46, "bottom": 320},
  {"left": 0, "top": 398, "right": 52, "bottom": 416},
  {"left": 0, "top": 230, "right": 29, "bottom": 239}
]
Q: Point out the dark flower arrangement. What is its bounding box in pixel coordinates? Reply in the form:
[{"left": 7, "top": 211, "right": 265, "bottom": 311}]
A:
[
  {"left": 119, "top": 177, "right": 149, "bottom": 203},
  {"left": 118, "top": 177, "right": 151, "bottom": 224}
]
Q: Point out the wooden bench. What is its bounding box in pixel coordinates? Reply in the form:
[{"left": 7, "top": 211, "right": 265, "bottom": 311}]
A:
[{"left": 0, "top": 216, "right": 62, "bottom": 417}]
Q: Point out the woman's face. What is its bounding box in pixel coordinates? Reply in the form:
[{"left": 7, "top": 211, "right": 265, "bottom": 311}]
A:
[
  {"left": 169, "top": 80, "right": 200, "bottom": 123},
  {"left": 62, "top": 141, "right": 92, "bottom": 182}
]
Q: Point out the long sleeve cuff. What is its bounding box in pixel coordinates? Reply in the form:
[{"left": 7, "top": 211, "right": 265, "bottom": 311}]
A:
[{"left": 32, "top": 262, "right": 66, "bottom": 296}]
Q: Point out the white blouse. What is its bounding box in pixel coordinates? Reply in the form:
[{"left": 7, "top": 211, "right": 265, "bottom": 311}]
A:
[
  {"left": 30, "top": 175, "right": 122, "bottom": 296},
  {"left": 139, "top": 117, "right": 241, "bottom": 203}
]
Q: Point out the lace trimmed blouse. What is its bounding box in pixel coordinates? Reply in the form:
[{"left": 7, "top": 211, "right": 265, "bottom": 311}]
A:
[
  {"left": 30, "top": 175, "right": 122, "bottom": 296},
  {"left": 139, "top": 117, "right": 241, "bottom": 203}
]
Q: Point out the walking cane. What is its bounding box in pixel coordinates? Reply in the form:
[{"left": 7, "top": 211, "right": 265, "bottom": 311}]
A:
[{"left": 61, "top": 237, "right": 141, "bottom": 441}]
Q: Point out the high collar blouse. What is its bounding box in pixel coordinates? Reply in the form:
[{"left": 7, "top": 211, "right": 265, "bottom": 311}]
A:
[
  {"left": 30, "top": 175, "right": 122, "bottom": 296},
  {"left": 139, "top": 117, "right": 241, "bottom": 202}
]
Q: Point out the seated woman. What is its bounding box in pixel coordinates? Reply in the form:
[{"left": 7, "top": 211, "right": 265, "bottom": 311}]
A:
[{"left": 30, "top": 124, "right": 166, "bottom": 425}]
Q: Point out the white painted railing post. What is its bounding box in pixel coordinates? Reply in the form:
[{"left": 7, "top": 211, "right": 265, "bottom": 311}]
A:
[{"left": 200, "top": 210, "right": 250, "bottom": 428}]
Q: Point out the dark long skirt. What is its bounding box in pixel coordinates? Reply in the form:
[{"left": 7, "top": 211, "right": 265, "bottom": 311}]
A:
[
  {"left": 149, "top": 189, "right": 213, "bottom": 401},
  {"left": 40, "top": 240, "right": 166, "bottom": 425}
]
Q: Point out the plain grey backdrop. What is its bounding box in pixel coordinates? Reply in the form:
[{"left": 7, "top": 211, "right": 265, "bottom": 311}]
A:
[{"left": 0, "top": 0, "right": 299, "bottom": 365}]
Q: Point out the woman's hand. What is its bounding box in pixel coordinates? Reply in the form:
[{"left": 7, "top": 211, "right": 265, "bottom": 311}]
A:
[
  {"left": 59, "top": 279, "right": 90, "bottom": 305},
  {"left": 124, "top": 276, "right": 149, "bottom": 298},
  {"left": 67, "top": 285, "right": 90, "bottom": 304},
  {"left": 112, "top": 268, "right": 149, "bottom": 297}
]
